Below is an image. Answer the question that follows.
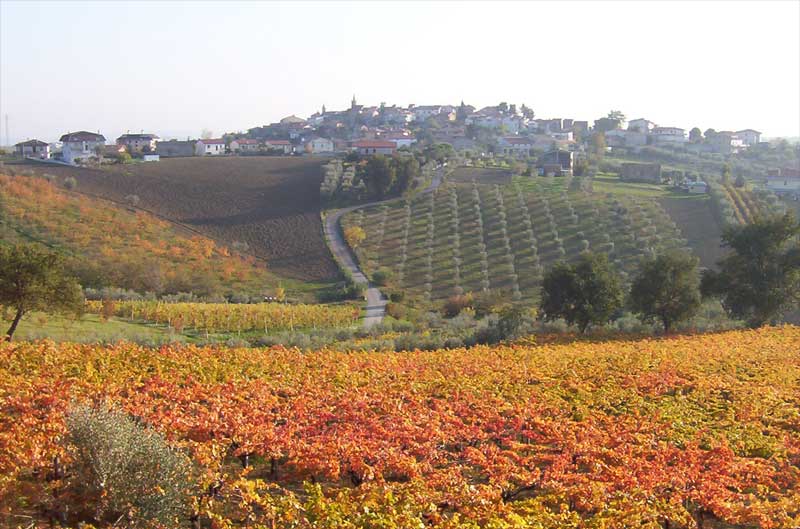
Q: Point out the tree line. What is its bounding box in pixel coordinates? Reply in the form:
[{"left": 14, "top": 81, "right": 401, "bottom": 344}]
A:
[{"left": 538, "top": 214, "right": 800, "bottom": 333}]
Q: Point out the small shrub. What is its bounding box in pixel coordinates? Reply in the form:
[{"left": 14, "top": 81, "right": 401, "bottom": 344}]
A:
[
  {"left": 63, "top": 176, "right": 78, "bottom": 190},
  {"left": 372, "top": 267, "right": 393, "bottom": 286},
  {"left": 63, "top": 404, "right": 193, "bottom": 526}
]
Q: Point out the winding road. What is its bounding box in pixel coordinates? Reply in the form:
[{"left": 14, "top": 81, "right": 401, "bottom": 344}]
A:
[{"left": 324, "top": 167, "right": 444, "bottom": 328}]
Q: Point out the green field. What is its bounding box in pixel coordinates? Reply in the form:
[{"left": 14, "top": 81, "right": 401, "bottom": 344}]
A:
[{"left": 342, "top": 176, "right": 691, "bottom": 305}]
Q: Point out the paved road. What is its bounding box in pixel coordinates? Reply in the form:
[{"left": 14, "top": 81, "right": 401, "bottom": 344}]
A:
[{"left": 324, "top": 168, "right": 444, "bottom": 328}]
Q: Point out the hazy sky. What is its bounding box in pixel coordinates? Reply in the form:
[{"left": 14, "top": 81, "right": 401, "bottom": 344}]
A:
[{"left": 1, "top": 0, "right": 799, "bottom": 144}]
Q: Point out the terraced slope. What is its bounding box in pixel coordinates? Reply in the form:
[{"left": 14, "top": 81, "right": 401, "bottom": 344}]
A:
[{"left": 343, "top": 178, "right": 689, "bottom": 303}]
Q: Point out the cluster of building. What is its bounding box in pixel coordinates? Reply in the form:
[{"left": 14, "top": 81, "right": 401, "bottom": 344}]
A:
[
  {"left": 605, "top": 118, "right": 762, "bottom": 154},
  {"left": 12, "top": 99, "right": 770, "bottom": 173}
]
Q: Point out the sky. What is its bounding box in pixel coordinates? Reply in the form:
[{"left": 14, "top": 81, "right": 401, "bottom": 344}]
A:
[{"left": 1, "top": 0, "right": 799, "bottom": 145}]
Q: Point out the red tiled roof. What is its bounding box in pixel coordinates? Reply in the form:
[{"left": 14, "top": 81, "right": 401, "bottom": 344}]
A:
[
  {"left": 503, "top": 137, "right": 533, "bottom": 145},
  {"left": 354, "top": 140, "right": 396, "bottom": 148},
  {"left": 233, "top": 139, "right": 259, "bottom": 145},
  {"left": 265, "top": 140, "right": 291, "bottom": 145},
  {"left": 15, "top": 139, "right": 49, "bottom": 147},
  {"left": 199, "top": 138, "right": 225, "bottom": 144}
]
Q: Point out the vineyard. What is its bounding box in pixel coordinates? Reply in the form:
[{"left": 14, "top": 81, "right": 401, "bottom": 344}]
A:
[
  {"left": 342, "top": 178, "right": 689, "bottom": 303},
  {"left": 707, "top": 180, "right": 785, "bottom": 226},
  {"left": 0, "top": 173, "right": 273, "bottom": 297},
  {"left": 85, "top": 300, "right": 360, "bottom": 333},
  {"left": 1, "top": 327, "right": 798, "bottom": 527}
]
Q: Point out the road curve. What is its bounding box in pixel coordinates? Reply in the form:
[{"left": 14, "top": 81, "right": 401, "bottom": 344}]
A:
[{"left": 324, "top": 167, "right": 444, "bottom": 328}]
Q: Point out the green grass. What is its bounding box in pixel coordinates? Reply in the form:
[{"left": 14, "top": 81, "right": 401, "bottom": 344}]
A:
[{"left": 11, "top": 312, "right": 177, "bottom": 344}]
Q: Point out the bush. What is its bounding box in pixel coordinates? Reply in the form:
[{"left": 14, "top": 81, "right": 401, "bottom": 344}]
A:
[
  {"left": 372, "top": 267, "right": 393, "bottom": 286},
  {"left": 443, "top": 293, "right": 473, "bottom": 318},
  {"left": 63, "top": 176, "right": 78, "bottom": 190},
  {"left": 63, "top": 404, "right": 193, "bottom": 526}
]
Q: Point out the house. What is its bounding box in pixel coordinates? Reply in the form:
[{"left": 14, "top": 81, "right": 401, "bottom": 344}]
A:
[
  {"left": 116, "top": 133, "right": 158, "bottom": 153},
  {"left": 156, "top": 140, "right": 196, "bottom": 157},
  {"left": 497, "top": 137, "right": 533, "bottom": 158},
  {"left": 685, "top": 181, "right": 708, "bottom": 194},
  {"left": 410, "top": 105, "right": 443, "bottom": 122},
  {"left": 305, "top": 137, "right": 334, "bottom": 154},
  {"left": 14, "top": 139, "right": 50, "bottom": 159},
  {"left": 606, "top": 129, "right": 647, "bottom": 148},
  {"left": 230, "top": 138, "right": 261, "bottom": 153},
  {"left": 650, "top": 127, "right": 686, "bottom": 145},
  {"left": 548, "top": 131, "right": 573, "bottom": 141},
  {"left": 709, "top": 131, "right": 744, "bottom": 154},
  {"left": 381, "top": 132, "right": 416, "bottom": 149},
  {"left": 735, "top": 129, "right": 761, "bottom": 146},
  {"left": 263, "top": 139, "right": 292, "bottom": 154},
  {"left": 621, "top": 162, "right": 662, "bottom": 183},
  {"left": 537, "top": 149, "right": 573, "bottom": 176},
  {"left": 353, "top": 140, "right": 396, "bottom": 156},
  {"left": 764, "top": 175, "right": 800, "bottom": 195},
  {"left": 195, "top": 138, "right": 226, "bottom": 155},
  {"left": 627, "top": 118, "right": 656, "bottom": 134},
  {"left": 59, "top": 131, "right": 106, "bottom": 164}
]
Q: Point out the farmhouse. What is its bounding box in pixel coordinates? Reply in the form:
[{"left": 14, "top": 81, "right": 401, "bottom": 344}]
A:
[
  {"left": 651, "top": 127, "right": 686, "bottom": 145},
  {"left": 59, "top": 131, "right": 106, "bottom": 164},
  {"left": 116, "top": 133, "right": 158, "bottom": 153},
  {"left": 537, "top": 149, "right": 573, "bottom": 176},
  {"left": 627, "top": 118, "right": 656, "bottom": 134},
  {"left": 354, "top": 140, "right": 396, "bottom": 156},
  {"left": 685, "top": 181, "right": 708, "bottom": 194},
  {"left": 156, "top": 140, "right": 196, "bottom": 157},
  {"left": 497, "top": 136, "right": 533, "bottom": 158},
  {"left": 305, "top": 137, "right": 334, "bottom": 154},
  {"left": 14, "top": 139, "right": 50, "bottom": 159},
  {"left": 621, "top": 162, "right": 662, "bottom": 183},
  {"left": 195, "top": 139, "right": 226, "bottom": 156},
  {"left": 381, "top": 132, "right": 416, "bottom": 149},
  {"left": 264, "top": 140, "right": 292, "bottom": 154},
  {"left": 735, "top": 129, "right": 761, "bottom": 146},
  {"left": 230, "top": 138, "right": 261, "bottom": 153}
]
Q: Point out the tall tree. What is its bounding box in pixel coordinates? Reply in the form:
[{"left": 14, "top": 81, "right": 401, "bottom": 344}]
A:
[
  {"left": 0, "top": 244, "right": 83, "bottom": 340},
  {"left": 539, "top": 253, "right": 623, "bottom": 333},
  {"left": 689, "top": 127, "right": 703, "bottom": 142},
  {"left": 591, "top": 131, "right": 607, "bottom": 157},
  {"left": 593, "top": 118, "right": 620, "bottom": 133},
  {"left": 629, "top": 251, "right": 702, "bottom": 333},
  {"left": 607, "top": 110, "right": 626, "bottom": 123},
  {"left": 701, "top": 214, "right": 800, "bottom": 327}
]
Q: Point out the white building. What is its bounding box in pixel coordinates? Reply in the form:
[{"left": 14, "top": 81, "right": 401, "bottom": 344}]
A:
[
  {"left": 59, "top": 131, "right": 106, "bottom": 164},
  {"left": 264, "top": 140, "right": 293, "bottom": 154},
  {"left": 651, "top": 127, "right": 687, "bottom": 145},
  {"left": 305, "top": 137, "right": 334, "bottom": 154},
  {"left": 735, "top": 129, "right": 762, "bottom": 146},
  {"left": 195, "top": 138, "right": 226, "bottom": 155},
  {"left": 627, "top": 118, "right": 656, "bottom": 134},
  {"left": 497, "top": 137, "right": 533, "bottom": 157},
  {"left": 410, "top": 105, "right": 443, "bottom": 122},
  {"left": 230, "top": 138, "right": 261, "bottom": 153}
]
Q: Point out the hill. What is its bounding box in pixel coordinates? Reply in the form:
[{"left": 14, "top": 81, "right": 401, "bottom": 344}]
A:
[
  {"left": 0, "top": 172, "right": 275, "bottom": 298},
  {"left": 342, "top": 176, "right": 693, "bottom": 304},
  {"left": 2, "top": 327, "right": 798, "bottom": 527},
  {"left": 15, "top": 156, "right": 339, "bottom": 282}
]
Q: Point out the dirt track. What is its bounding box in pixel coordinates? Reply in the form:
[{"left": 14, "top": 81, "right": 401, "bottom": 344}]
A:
[{"left": 23, "top": 157, "right": 339, "bottom": 281}]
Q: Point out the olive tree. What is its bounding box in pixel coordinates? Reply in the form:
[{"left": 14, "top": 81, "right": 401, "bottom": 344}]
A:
[
  {"left": 629, "top": 251, "right": 702, "bottom": 333},
  {"left": 0, "top": 244, "right": 83, "bottom": 340}
]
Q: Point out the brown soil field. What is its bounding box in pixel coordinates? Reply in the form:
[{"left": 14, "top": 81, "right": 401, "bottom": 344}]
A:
[
  {"left": 659, "top": 196, "right": 725, "bottom": 269},
  {"left": 22, "top": 157, "right": 338, "bottom": 281},
  {"left": 449, "top": 166, "right": 512, "bottom": 185}
]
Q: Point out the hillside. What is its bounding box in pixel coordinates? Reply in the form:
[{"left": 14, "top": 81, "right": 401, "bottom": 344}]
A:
[
  {"left": 342, "top": 176, "right": 693, "bottom": 304},
  {"left": 15, "top": 156, "right": 339, "bottom": 282},
  {"left": 0, "top": 172, "right": 275, "bottom": 298},
  {"left": 2, "top": 327, "right": 798, "bottom": 527}
]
